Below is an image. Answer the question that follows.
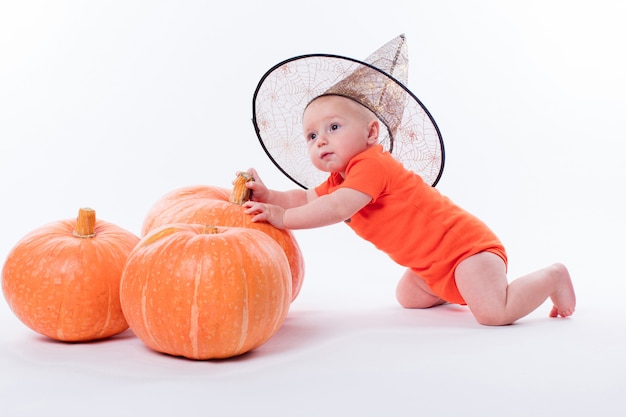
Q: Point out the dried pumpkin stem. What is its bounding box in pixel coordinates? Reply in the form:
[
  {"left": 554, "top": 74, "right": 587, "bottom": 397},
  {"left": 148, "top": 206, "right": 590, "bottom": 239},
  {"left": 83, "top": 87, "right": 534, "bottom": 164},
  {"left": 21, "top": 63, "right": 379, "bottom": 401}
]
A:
[
  {"left": 73, "top": 207, "right": 96, "bottom": 238},
  {"left": 229, "top": 172, "right": 253, "bottom": 205},
  {"left": 203, "top": 225, "right": 220, "bottom": 234}
]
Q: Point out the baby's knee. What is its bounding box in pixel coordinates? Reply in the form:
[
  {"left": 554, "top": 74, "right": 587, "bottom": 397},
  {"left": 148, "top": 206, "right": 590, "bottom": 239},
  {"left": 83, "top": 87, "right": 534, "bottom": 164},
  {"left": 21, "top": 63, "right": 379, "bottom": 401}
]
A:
[
  {"left": 395, "top": 281, "right": 419, "bottom": 308},
  {"left": 473, "top": 312, "right": 513, "bottom": 326},
  {"left": 551, "top": 262, "right": 569, "bottom": 278},
  {"left": 469, "top": 305, "right": 514, "bottom": 326},
  {"left": 396, "top": 272, "right": 444, "bottom": 309},
  {"left": 396, "top": 289, "right": 428, "bottom": 309},
  {"left": 396, "top": 292, "right": 438, "bottom": 309}
]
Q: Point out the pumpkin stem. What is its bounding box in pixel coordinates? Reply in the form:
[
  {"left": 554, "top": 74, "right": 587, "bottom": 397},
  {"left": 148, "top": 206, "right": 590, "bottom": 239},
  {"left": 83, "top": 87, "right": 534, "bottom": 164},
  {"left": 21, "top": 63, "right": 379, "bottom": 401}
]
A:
[
  {"left": 203, "top": 225, "right": 220, "bottom": 234},
  {"left": 73, "top": 208, "right": 97, "bottom": 238},
  {"left": 229, "top": 172, "right": 253, "bottom": 205}
]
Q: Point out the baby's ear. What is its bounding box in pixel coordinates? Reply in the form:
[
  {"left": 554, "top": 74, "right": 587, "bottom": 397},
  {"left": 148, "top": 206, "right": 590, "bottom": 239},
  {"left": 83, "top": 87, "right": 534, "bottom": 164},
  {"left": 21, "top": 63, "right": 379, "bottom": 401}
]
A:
[{"left": 367, "top": 120, "right": 380, "bottom": 144}]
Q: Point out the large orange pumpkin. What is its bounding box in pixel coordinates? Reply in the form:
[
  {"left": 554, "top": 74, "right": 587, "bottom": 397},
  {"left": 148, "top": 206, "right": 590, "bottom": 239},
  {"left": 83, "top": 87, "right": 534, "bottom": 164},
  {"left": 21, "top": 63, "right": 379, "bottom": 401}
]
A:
[
  {"left": 120, "top": 224, "right": 291, "bottom": 360},
  {"left": 141, "top": 175, "right": 305, "bottom": 301},
  {"left": 1, "top": 208, "right": 139, "bottom": 342}
]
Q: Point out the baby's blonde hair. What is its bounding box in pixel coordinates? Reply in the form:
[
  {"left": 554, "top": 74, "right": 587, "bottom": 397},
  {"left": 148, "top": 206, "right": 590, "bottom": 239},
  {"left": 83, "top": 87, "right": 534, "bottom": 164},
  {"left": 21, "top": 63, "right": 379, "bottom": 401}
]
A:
[{"left": 307, "top": 94, "right": 379, "bottom": 124}]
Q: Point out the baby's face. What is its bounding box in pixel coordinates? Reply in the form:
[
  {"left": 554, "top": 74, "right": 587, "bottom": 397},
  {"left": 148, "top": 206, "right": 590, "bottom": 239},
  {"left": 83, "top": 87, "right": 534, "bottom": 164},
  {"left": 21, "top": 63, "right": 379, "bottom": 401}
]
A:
[{"left": 302, "top": 95, "right": 378, "bottom": 175}]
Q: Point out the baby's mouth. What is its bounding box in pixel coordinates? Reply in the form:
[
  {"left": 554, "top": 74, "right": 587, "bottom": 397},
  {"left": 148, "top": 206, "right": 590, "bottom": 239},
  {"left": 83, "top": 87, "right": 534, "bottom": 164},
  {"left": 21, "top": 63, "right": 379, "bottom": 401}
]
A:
[{"left": 320, "top": 151, "right": 332, "bottom": 160}]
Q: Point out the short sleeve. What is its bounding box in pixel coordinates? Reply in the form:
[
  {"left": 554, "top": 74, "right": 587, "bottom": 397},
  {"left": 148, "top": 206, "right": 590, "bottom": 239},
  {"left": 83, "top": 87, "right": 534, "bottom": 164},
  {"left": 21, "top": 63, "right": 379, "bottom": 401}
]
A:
[{"left": 337, "top": 153, "right": 388, "bottom": 203}]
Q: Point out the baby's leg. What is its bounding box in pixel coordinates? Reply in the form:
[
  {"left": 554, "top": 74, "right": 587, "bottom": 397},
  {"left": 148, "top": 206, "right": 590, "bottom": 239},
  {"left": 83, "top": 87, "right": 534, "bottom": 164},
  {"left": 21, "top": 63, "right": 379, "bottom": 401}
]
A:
[
  {"left": 455, "top": 252, "right": 576, "bottom": 326},
  {"left": 396, "top": 268, "right": 446, "bottom": 309}
]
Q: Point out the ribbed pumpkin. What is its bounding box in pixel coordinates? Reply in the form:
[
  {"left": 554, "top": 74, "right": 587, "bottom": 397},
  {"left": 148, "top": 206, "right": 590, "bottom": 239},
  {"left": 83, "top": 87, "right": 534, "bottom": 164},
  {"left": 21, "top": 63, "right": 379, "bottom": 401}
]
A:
[
  {"left": 119, "top": 224, "right": 291, "bottom": 360},
  {"left": 1, "top": 208, "right": 139, "bottom": 342},
  {"left": 141, "top": 174, "right": 305, "bottom": 301}
]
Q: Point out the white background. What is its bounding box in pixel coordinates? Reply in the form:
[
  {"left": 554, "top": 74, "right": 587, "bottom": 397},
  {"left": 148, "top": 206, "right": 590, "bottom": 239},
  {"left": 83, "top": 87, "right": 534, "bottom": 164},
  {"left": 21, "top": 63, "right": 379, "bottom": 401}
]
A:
[{"left": 1, "top": 1, "right": 625, "bottom": 416}]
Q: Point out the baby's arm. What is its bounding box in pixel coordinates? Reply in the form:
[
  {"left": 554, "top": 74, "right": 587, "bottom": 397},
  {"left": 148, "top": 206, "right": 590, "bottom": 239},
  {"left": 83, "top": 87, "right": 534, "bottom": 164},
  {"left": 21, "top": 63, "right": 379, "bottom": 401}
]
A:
[
  {"left": 244, "top": 168, "right": 315, "bottom": 208},
  {"left": 244, "top": 187, "right": 371, "bottom": 230}
]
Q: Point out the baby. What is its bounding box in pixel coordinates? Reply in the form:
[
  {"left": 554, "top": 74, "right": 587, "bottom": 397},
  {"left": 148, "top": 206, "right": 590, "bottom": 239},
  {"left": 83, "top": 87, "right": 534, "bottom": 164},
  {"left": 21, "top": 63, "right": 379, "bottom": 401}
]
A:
[{"left": 244, "top": 94, "right": 576, "bottom": 326}]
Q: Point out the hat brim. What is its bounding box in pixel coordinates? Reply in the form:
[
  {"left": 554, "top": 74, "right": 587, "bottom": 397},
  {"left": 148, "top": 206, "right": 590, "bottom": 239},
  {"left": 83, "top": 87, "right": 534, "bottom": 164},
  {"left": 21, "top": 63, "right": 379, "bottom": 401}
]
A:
[{"left": 252, "top": 53, "right": 445, "bottom": 189}]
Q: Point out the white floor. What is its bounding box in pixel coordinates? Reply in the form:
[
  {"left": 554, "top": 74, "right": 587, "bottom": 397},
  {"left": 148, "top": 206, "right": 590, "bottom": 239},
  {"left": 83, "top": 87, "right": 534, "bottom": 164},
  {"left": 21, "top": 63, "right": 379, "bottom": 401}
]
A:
[{"left": 2, "top": 1, "right": 625, "bottom": 416}]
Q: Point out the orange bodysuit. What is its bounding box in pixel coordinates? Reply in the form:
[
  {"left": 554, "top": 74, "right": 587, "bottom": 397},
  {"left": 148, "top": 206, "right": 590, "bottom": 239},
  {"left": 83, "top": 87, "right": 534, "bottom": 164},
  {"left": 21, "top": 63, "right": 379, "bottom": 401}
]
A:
[{"left": 314, "top": 144, "right": 507, "bottom": 305}]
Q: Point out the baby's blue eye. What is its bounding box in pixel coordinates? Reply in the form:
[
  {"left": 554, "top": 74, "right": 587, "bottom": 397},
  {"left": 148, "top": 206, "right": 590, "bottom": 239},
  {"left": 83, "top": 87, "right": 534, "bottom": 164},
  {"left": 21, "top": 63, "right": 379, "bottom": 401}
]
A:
[
  {"left": 308, "top": 133, "right": 317, "bottom": 141},
  {"left": 331, "top": 124, "right": 339, "bottom": 131}
]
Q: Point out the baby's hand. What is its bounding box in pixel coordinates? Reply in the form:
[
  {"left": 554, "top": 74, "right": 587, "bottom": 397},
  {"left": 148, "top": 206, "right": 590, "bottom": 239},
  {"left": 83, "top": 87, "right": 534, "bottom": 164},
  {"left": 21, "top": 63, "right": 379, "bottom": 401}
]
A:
[
  {"left": 243, "top": 201, "right": 285, "bottom": 229},
  {"left": 241, "top": 168, "right": 270, "bottom": 202}
]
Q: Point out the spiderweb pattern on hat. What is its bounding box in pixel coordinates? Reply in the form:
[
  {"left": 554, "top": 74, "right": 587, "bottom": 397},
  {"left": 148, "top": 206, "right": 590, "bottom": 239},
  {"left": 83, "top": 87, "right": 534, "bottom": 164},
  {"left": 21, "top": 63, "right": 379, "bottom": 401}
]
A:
[{"left": 252, "top": 35, "right": 444, "bottom": 189}]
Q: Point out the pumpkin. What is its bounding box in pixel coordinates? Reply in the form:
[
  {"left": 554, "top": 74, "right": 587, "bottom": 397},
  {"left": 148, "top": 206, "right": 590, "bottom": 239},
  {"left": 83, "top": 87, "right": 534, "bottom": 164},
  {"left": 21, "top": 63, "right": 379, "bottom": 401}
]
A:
[
  {"left": 1, "top": 208, "right": 140, "bottom": 342},
  {"left": 141, "top": 173, "right": 305, "bottom": 301},
  {"left": 119, "top": 224, "right": 291, "bottom": 360}
]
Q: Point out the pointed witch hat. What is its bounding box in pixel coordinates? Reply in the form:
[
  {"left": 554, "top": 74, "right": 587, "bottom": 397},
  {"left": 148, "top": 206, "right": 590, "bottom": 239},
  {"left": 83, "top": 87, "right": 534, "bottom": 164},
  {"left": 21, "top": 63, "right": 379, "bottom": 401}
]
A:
[{"left": 252, "top": 34, "right": 444, "bottom": 189}]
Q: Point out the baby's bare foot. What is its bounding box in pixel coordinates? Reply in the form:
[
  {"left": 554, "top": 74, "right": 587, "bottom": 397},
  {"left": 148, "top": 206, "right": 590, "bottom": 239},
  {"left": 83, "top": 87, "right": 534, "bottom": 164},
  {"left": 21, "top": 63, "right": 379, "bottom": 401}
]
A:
[{"left": 549, "top": 263, "right": 576, "bottom": 318}]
